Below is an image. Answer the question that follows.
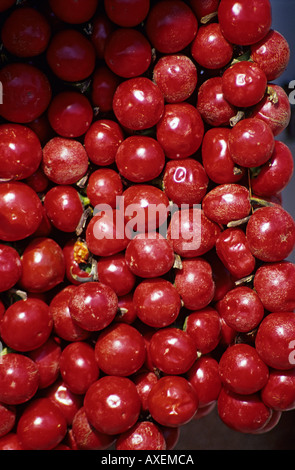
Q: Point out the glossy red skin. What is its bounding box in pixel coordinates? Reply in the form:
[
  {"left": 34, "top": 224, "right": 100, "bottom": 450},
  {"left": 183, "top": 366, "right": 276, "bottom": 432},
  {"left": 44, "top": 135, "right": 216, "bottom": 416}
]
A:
[
  {"left": 49, "top": 0, "right": 98, "bottom": 24},
  {"left": 222, "top": 61, "right": 267, "bottom": 108},
  {"left": 189, "top": 0, "right": 219, "bottom": 19},
  {"left": 48, "top": 91, "right": 93, "bottom": 138},
  {"left": 251, "top": 141, "right": 294, "bottom": 197},
  {"left": 115, "top": 135, "right": 165, "bottom": 183},
  {"left": 42, "top": 137, "right": 89, "bottom": 185},
  {"left": 0, "top": 124, "right": 42, "bottom": 181},
  {"left": 44, "top": 185, "right": 84, "bottom": 233},
  {"left": 113, "top": 77, "right": 165, "bottom": 131},
  {"left": 219, "top": 343, "right": 269, "bottom": 395},
  {"left": 218, "top": 0, "right": 271, "bottom": 46},
  {"left": 0, "top": 63, "right": 51, "bottom": 123},
  {"left": 255, "top": 312, "right": 295, "bottom": 370},
  {"left": 91, "top": 65, "right": 121, "bottom": 113},
  {"left": 187, "top": 356, "right": 222, "bottom": 408},
  {"left": 167, "top": 208, "right": 220, "bottom": 258},
  {"left": 86, "top": 168, "right": 123, "bottom": 209},
  {"left": 86, "top": 210, "right": 131, "bottom": 257},
  {"left": 149, "top": 327, "right": 197, "bottom": 375},
  {"left": 163, "top": 158, "right": 209, "bottom": 205},
  {"left": 146, "top": 0, "right": 198, "bottom": 53},
  {"left": 0, "top": 353, "right": 40, "bottom": 405},
  {"left": 156, "top": 103, "right": 204, "bottom": 159},
  {"left": 0, "top": 244, "right": 22, "bottom": 292},
  {"left": 121, "top": 184, "right": 169, "bottom": 233},
  {"left": 202, "top": 184, "right": 251, "bottom": 226},
  {"left": 251, "top": 84, "right": 291, "bottom": 136},
  {"left": 229, "top": 118, "right": 275, "bottom": 168},
  {"left": 217, "top": 286, "right": 264, "bottom": 333},
  {"left": 125, "top": 233, "right": 175, "bottom": 278},
  {"left": 94, "top": 322, "right": 146, "bottom": 376},
  {"left": 50, "top": 285, "right": 90, "bottom": 341},
  {"left": 46, "top": 29, "right": 96, "bottom": 81},
  {"left": 153, "top": 54, "right": 198, "bottom": 103},
  {"left": 72, "top": 407, "right": 115, "bottom": 450},
  {"left": 148, "top": 375, "right": 199, "bottom": 427},
  {"left": 184, "top": 307, "right": 221, "bottom": 354},
  {"left": 1, "top": 7, "right": 50, "bottom": 57},
  {"left": 191, "top": 23, "right": 233, "bottom": 70},
  {"left": 0, "top": 182, "right": 42, "bottom": 242},
  {"left": 254, "top": 262, "right": 295, "bottom": 312},
  {"left": 133, "top": 370, "right": 159, "bottom": 412},
  {"left": 251, "top": 29, "right": 290, "bottom": 81},
  {"left": 0, "top": 433, "right": 24, "bottom": 450},
  {"left": 63, "top": 240, "right": 93, "bottom": 286},
  {"left": 0, "top": 298, "right": 53, "bottom": 352},
  {"left": 25, "top": 167, "right": 49, "bottom": 193},
  {"left": 96, "top": 252, "right": 136, "bottom": 297},
  {"left": 0, "top": 403, "right": 16, "bottom": 438},
  {"left": 84, "top": 119, "right": 124, "bottom": 166},
  {"left": 17, "top": 398, "right": 67, "bottom": 450},
  {"left": 116, "top": 293, "right": 137, "bottom": 325},
  {"left": 201, "top": 128, "right": 244, "bottom": 185},
  {"left": 44, "top": 379, "right": 83, "bottom": 425},
  {"left": 261, "top": 368, "right": 295, "bottom": 411},
  {"left": 19, "top": 237, "right": 65, "bottom": 293},
  {"left": 84, "top": 376, "right": 141, "bottom": 435},
  {"left": 28, "top": 337, "right": 61, "bottom": 389},
  {"left": 104, "top": 0, "right": 150, "bottom": 27},
  {"left": 59, "top": 342, "right": 99, "bottom": 395},
  {"left": 197, "top": 77, "right": 236, "bottom": 127},
  {"left": 90, "top": 13, "right": 115, "bottom": 59},
  {"left": 174, "top": 257, "right": 215, "bottom": 311},
  {"left": 217, "top": 387, "right": 271, "bottom": 433},
  {"left": 69, "top": 281, "right": 118, "bottom": 332},
  {"left": 116, "top": 421, "right": 166, "bottom": 450},
  {"left": 246, "top": 205, "right": 295, "bottom": 262},
  {"left": 215, "top": 227, "right": 256, "bottom": 279},
  {"left": 105, "top": 28, "right": 151, "bottom": 78},
  {"left": 133, "top": 278, "right": 181, "bottom": 328}
]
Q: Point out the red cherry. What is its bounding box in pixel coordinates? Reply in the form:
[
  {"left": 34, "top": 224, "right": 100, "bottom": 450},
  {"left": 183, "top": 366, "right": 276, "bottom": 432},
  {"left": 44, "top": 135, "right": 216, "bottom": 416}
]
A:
[
  {"left": 104, "top": 0, "right": 150, "bottom": 27},
  {"left": 69, "top": 282, "right": 118, "bottom": 332},
  {"left": 0, "top": 182, "right": 43, "bottom": 242},
  {"left": 104, "top": 28, "right": 152, "bottom": 78},
  {"left": 72, "top": 407, "right": 115, "bottom": 450},
  {"left": 90, "top": 12, "right": 116, "bottom": 59},
  {"left": 153, "top": 54, "right": 198, "bottom": 103},
  {"left": 16, "top": 398, "right": 67, "bottom": 450},
  {"left": 116, "top": 293, "right": 137, "bottom": 325},
  {"left": 94, "top": 322, "right": 146, "bottom": 376},
  {"left": 246, "top": 205, "right": 295, "bottom": 262},
  {"left": 0, "top": 63, "right": 51, "bottom": 124},
  {"left": 255, "top": 312, "right": 295, "bottom": 370},
  {"left": 42, "top": 137, "right": 89, "bottom": 185},
  {"left": 197, "top": 77, "right": 237, "bottom": 127},
  {"left": 19, "top": 237, "right": 65, "bottom": 293},
  {"left": 133, "top": 370, "right": 159, "bottom": 412},
  {"left": 261, "top": 368, "right": 295, "bottom": 411},
  {"left": 228, "top": 117, "right": 275, "bottom": 168},
  {"left": 133, "top": 277, "right": 181, "bottom": 328},
  {"left": 184, "top": 307, "right": 221, "bottom": 354},
  {"left": 91, "top": 66, "right": 121, "bottom": 113},
  {"left": 115, "top": 135, "right": 165, "bottom": 184},
  {"left": 254, "top": 261, "right": 295, "bottom": 313},
  {"left": 49, "top": 0, "right": 98, "bottom": 24},
  {"left": 84, "top": 376, "right": 141, "bottom": 435},
  {"left": 191, "top": 22, "right": 233, "bottom": 70},
  {"left": 47, "top": 91, "right": 93, "bottom": 138},
  {"left": 96, "top": 252, "right": 136, "bottom": 297},
  {"left": 1, "top": 7, "right": 51, "bottom": 57},
  {"left": 28, "top": 337, "right": 61, "bottom": 389},
  {"left": 218, "top": 0, "right": 271, "bottom": 46},
  {"left": 146, "top": 0, "right": 198, "bottom": 53},
  {"left": 84, "top": 119, "right": 124, "bottom": 167},
  {"left": 113, "top": 77, "right": 164, "bottom": 131},
  {"left": 116, "top": 421, "right": 166, "bottom": 450},
  {"left": 0, "top": 403, "right": 16, "bottom": 439},
  {"left": 189, "top": 0, "right": 219, "bottom": 20},
  {"left": 174, "top": 257, "right": 215, "bottom": 311},
  {"left": 59, "top": 342, "right": 99, "bottom": 395},
  {"left": 251, "top": 29, "right": 290, "bottom": 81},
  {"left": 187, "top": 356, "right": 222, "bottom": 408},
  {"left": 0, "top": 244, "right": 22, "bottom": 292},
  {"left": 44, "top": 185, "right": 84, "bottom": 233},
  {"left": 46, "top": 29, "right": 96, "bottom": 82},
  {"left": 148, "top": 375, "right": 199, "bottom": 427},
  {"left": 0, "top": 353, "right": 40, "bottom": 405},
  {"left": 217, "top": 387, "right": 272, "bottom": 433},
  {"left": 86, "top": 168, "right": 123, "bottom": 209},
  {"left": 43, "top": 379, "right": 83, "bottom": 426},
  {"left": 156, "top": 103, "right": 204, "bottom": 159}
]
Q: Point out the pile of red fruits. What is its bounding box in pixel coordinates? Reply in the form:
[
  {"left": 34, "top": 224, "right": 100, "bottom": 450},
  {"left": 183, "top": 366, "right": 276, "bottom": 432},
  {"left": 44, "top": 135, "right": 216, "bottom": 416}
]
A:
[{"left": 0, "top": 0, "right": 294, "bottom": 451}]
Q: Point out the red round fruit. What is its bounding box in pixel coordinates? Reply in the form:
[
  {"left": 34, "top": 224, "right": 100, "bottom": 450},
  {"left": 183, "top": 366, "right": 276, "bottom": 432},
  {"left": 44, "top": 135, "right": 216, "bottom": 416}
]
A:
[
  {"left": 72, "top": 407, "right": 115, "bottom": 450},
  {"left": 91, "top": 65, "right": 121, "bottom": 113},
  {"left": 0, "top": 403, "right": 16, "bottom": 439},
  {"left": 116, "top": 421, "right": 166, "bottom": 450},
  {"left": 187, "top": 356, "right": 222, "bottom": 408},
  {"left": 251, "top": 29, "right": 290, "bottom": 81},
  {"left": 84, "top": 119, "right": 124, "bottom": 167},
  {"left": 96, "top": 252, "right": 136, "bottom": 297},
  {"left": 49, "top": 0, "right": 98, "bottom": 24},
  {"left": 261, "top": 368, "right": 295, "bottom": 411},
  {"left": 133, "top": 370, "right": 158, "bottom": 412},
  {"left": 87, "top": 168, "right": 123, "bottom": 209},
  {"left": 191, "top": 22, "right": 233, "bottom": 70},
  {"left": 44, "top": 185, "right": 84, "bottom": 233},
  {"left": 84, "top": 376, "right": 141, "bottom": 435},
  {"left": 28, "top": 337, "right": 61, "bottom": 389},
  {"left": 184, "top": 307, "right": 221, "bottom": 354},
  {"left": 0, "top": 244, "right": 22, "bottom": 292},
  {"left": 44, "top": 379, "right": 83, "bottom": 426},
  {"left": 104, "top": 0, "right": 150, "bottom": 27}
]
